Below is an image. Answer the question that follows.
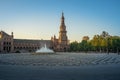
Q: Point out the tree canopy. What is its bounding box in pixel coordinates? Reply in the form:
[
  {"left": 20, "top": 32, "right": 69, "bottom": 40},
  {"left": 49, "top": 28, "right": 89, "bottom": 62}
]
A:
[{"left": 69, "top": 31, "right": 120, "bottom": 53}]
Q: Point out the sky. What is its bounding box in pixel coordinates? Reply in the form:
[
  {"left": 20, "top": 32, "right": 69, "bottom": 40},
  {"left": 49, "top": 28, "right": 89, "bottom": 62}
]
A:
[{"left": 0, "top": 0, "right": 120, "bottom": 42}]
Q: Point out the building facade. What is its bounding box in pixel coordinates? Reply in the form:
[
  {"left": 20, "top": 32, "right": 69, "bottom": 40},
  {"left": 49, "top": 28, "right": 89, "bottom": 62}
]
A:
[
  {"left": 0, "top": 31, "right": 14, "bottom": 53},
  {"left": 0, "top": 13, "right": 69, "bottom": 53},
  {"left": 51, "top": 12, "right": 69, "bottom": 51},
  {"left": 0, "top": 31, "right": 52, "bottom": 53}
]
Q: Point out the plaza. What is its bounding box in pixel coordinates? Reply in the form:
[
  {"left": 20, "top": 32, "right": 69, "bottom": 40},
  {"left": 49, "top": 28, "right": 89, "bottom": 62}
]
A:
[{"left": 0, "top": 53, "right": 120, "bottom": 80}]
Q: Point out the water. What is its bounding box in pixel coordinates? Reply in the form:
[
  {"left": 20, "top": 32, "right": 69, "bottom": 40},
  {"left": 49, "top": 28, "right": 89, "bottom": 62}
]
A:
[{"left": 36, "top": 44, "right": 54, "bottom": 53}]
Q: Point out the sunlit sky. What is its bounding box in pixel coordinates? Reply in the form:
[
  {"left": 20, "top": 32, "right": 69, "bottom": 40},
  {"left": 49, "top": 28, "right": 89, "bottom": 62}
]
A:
[{"left": 0, "top": 0, "right": 120, "bottom": 42}]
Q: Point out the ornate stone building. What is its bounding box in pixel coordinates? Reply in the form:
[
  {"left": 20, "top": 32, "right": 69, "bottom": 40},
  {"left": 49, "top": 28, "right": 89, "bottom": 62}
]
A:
[
  {"left": 0, "top": 13, "right": 69, "bottom": 53},
  {"left": 0, "top": 31, "right": 14, "bottom": 53},
  {"left": 0, "top": 31, "right": 52, "bottom": 53},
  {"left": 51, "top": 12, "right": 69, "bottom": 51}
]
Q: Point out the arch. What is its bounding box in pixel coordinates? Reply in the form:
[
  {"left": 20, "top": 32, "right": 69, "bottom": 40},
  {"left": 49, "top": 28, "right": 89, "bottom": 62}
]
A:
[
  {"left": 15, "top": 51, "right": 21, "bottom": 53},
  {"left": 64, "top": 47, "right": 66, "bottom": 52}
]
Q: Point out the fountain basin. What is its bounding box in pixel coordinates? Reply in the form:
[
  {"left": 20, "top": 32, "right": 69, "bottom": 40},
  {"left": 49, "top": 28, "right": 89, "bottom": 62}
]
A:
[
  {"left": 32, "top": 52, "right": 55, "bottom": 55},
  {"left": 33, "top": 44, "right": 55, "bottom": 54}
]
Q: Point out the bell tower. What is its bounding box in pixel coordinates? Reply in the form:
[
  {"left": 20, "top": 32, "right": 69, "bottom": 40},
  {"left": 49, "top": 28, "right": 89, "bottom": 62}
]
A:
[
  {"left": 59, "top": 12, "right": 68, "bottom": 43},
  {"left": 51, "top": 12, "right": 69, "bottom": 52},
  {"left": 58, "top": 12, "right": 69, "bottom": 51}
]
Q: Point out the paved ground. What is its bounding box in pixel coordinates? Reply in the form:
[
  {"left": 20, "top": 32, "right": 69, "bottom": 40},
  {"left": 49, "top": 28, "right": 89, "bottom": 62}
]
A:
[
  {"left": 0, "top": 53, "right": 120, "bottom": 80},
  {"left": 0, "top": 64, "right": 120, "bottom": 80},
  {"left": 0, "top": 53, "right": 120, "bottom": 66}
]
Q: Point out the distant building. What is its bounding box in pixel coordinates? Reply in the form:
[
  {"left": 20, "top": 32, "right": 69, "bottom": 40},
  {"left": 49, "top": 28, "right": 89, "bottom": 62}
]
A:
[
  {"left": 51, "top": 12, "right": 69, "bottom": 51},
  {"left": 0, "top": 31, "right": 52, "bottom": 53},
  {"left": 82, "top": 36, "right": 89, "bottom": 41},
  {"left": 0, "top": 31, "right": 14, "bottom": 53},
  {"left": 0, "top": 13, "right": 69, "bottom": 53}
]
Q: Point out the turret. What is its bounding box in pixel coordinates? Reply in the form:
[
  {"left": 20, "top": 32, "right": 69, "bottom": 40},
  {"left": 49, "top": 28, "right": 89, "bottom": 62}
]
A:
[
  {"left": 53, "top": 35, "right": 55, "bottom": 39},
  {"left": 11, "top": 32, "right": 14, "bottom": 38}
]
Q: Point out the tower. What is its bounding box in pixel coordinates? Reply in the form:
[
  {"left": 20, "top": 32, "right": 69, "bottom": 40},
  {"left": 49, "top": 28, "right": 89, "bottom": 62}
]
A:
[
  {"left": 58, "top": 12, "right": 69, "bottom": 51},
  {"left": 59, "top": 12, "right": 68, "bottom": 43},
  {"left": 51, "top": 12, "right": 69, "bottom": 52}
]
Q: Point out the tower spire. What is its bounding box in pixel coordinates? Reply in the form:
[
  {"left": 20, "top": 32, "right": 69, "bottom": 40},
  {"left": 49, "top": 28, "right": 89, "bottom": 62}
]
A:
[
  {"left": 62, "top": 12, "right": 64, "bottom": 18},
  {"left": 61, "top": 12, "right": 65, "bottom": 26}
]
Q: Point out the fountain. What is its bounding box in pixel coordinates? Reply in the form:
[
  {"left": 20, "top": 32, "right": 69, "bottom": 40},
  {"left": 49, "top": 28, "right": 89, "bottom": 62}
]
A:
[{"left": 35, "top": 44, "right": 54, "bottom": 54}]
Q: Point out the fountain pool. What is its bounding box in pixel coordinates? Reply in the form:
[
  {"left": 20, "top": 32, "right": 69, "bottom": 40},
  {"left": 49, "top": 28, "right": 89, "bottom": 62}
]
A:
[{"left": 35, "top": 44, "right": 54, "bottom": 54}]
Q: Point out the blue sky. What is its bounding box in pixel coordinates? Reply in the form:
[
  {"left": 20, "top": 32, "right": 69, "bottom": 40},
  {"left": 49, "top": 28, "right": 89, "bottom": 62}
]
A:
[{"left": 0, "top": 0, "right": 120, "bottom": 42}]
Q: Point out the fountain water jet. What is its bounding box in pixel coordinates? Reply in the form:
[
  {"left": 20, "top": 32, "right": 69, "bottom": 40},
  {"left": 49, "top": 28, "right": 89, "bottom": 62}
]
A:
[{"left": 35, "top": 44, "right": 54, "bottom": 54}]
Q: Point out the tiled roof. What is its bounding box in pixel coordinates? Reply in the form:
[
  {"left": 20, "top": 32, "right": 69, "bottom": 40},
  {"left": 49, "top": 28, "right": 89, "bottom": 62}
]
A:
[
  {"left": 0, "top": 31, "right": 10, "bottom": 36},
  {"left": 14, "top": 39, "right": 51, "bottom": 43}
]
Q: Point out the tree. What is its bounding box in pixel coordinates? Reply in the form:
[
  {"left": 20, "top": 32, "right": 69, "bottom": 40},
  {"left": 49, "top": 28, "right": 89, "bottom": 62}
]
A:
[
  {"left": 112, "top": 36, "right": 120, "bottom": 53},
  {"left": 69, "top": 41, "right": 79, "bottom": 52},
  {"left": 69, "top": 31, "right": 120, "bottom": 53}
]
